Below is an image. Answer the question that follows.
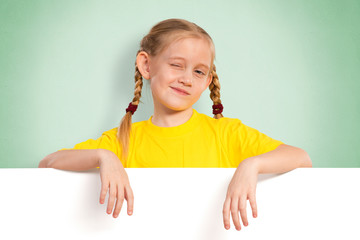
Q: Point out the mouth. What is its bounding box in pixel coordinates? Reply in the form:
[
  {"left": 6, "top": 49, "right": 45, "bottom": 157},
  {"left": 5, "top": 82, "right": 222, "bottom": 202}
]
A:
[{"left": 170, "top": 87, "right": 190, "bottom": 95}]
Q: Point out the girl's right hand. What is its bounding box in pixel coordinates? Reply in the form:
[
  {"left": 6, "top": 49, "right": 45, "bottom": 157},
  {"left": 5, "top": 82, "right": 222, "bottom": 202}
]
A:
[{"left": 98, "top": 150, "right": 134, "bottom": 218}]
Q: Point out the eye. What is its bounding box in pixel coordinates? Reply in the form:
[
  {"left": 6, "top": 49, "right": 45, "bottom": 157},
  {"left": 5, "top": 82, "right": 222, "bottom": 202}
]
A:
[
  {"left": 195, "top": 70, "right": 205, "bottom": 75},
  {"left": 170, "top": 64, "right": 181, "bottom": 67}
]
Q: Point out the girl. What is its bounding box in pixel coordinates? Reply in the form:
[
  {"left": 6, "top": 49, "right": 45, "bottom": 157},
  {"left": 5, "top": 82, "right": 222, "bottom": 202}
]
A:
[{"left": 39, "top": 18, "right": 312, "bottom": 231}]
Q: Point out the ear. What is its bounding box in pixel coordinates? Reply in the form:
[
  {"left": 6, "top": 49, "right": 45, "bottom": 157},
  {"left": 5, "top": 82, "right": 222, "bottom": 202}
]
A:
[
  {"left": 136, "top": 51, "right": 151, "bottom": 80},
  {"left": 205, "top": 73, "right": 212, "bottom": 88}
]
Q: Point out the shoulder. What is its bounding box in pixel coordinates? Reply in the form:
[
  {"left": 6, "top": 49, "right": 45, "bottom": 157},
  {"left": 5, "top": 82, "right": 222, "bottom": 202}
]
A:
[
  {"left": 102, "top": 119, "right": 148, "bottom": 136},
  {"left": 132, "top": 119, "right": 147, "bottom": 128},
  {"left": 98, "top": 127, "right": 118, "bottom": 141},
  {"left": 196, "top": 111, "right": 243, "bottom": 129}
]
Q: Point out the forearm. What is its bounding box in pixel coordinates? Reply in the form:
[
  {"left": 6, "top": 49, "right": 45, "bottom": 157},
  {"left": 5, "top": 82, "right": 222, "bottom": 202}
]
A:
[
  {"left": 250, "top": 144, "right": 312, "bottom": 174},
  {"left": 38, "top": 149, "right": 109, "bottom": 171}
]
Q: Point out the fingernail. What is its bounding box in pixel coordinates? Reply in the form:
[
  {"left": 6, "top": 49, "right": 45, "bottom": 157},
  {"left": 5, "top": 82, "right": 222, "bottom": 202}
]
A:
[
  {"left": 128, "top": 211, "right": 132, "bottom": 215},
  {"left": 225, "top": 225, "right": 229, "bottom": 229}
]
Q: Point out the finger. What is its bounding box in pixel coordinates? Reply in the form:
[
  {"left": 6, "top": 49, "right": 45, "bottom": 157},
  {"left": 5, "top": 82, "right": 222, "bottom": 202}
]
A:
[
  {"left": 230, "top": 197, "right": 241, "bottom": 231},
  {"left": 100, "top": 180, "right": 109, "bottom": 204},
  {"left": 239, "top": 196, "right": 248, "bottom": 227},
  {"left": 125, "top": 185, "right": 134, "bottom": 216},
  {"left": 223, "top": 197, "right": 231, "bottom": 230},
  {"left": 249, "top": 193, "right": 257, "bottom": 218},
  {"left": 113, "top": 185, "right": 125, "bottom": 218},
  {"left": 106, "top": 182, "right": 116, "bottom": 215}
]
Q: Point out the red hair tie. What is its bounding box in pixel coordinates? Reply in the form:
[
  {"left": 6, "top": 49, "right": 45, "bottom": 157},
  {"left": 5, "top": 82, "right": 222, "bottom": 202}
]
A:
[
  {"left": 126, "top": 102, "right": 138, "bottom": 115},
  {"left": 212, "top": 104, "right": 223, "bottom": 115}
]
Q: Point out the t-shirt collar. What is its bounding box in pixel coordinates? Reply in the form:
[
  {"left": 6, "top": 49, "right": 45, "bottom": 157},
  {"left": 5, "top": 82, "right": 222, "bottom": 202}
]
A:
[{"left": 144, "top": 108, "right": 200, "bottom": 138}]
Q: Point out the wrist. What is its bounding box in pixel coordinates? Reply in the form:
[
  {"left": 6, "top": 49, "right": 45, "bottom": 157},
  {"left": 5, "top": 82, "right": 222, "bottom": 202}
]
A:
[
  {"left": 97, "top": 149, "right": 121, "bottom": 168},
  {"left": 239, "top": 157, "right": 260, "bottom": 174},
  {"left": 97, "top": 149, "right": 111, "bottom": 166}
]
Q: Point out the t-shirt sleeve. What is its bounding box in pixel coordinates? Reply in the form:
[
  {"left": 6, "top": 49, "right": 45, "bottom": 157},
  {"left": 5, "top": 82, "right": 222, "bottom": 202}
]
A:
[
  {"left": 223, "top": 118, "right": 284, "bottom": 167},
  {"left": 57, "top": 127, "right": 124, "bottom": 167}
]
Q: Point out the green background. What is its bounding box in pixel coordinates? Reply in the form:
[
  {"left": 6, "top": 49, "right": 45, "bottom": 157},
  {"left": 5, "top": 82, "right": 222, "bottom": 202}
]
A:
[{"left": 1, "top": 0, "right": 359, "bottom": 167}]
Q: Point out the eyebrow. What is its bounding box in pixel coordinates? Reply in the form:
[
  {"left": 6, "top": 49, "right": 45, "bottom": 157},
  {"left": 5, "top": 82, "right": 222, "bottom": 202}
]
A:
[{"left": 168, "top": 57, "right": 210, "bottom": 70}]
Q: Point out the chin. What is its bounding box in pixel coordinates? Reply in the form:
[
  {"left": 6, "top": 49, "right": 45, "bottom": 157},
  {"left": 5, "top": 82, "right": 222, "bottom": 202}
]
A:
[
  {"left": 167, "top": 105, "right": 190, "bottom": 112},
  {"left": 163, "top": 102, "right": 192, "bottom": 112}
]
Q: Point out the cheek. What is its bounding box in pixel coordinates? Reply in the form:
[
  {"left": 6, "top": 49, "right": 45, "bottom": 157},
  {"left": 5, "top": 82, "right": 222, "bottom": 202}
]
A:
[
  {"left": 150, "top": 80, "right": 160, "bottom": 95},
  {"left": 195, "top": 81, "right": 208, "bottom": 93},
  {"left": 164, "top": 70, "right": 179, "bottom": 83},
  {"left": 150, "top": 77, "right": 167, "bottom": 97},
  {"left": 156, "top": 70, "right": 175, "bottom": 84}
]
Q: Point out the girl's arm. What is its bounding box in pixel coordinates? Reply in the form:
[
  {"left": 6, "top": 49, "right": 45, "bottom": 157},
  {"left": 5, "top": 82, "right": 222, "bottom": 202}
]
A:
[
  {"left": 38, "top": 149, "right": 107, "bottom": 170},
  {"left": 252, "top": 144, "right": 312, "bottom": 174},
  {"left": 223, "top": 144, "right": 312, "bottom": 231},
  {"left": 39, "top": 149, "right": 134, "bottom": 218}
]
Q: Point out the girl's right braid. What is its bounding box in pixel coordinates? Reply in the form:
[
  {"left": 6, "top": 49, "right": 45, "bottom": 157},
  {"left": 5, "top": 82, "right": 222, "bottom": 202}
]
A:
[
  {"left": 209, "top": 64, "right": 224, "bottom": 119},
  {"left": 132, "top": 65, "right": 144, "bottom": 106},
  {"left": 117, "top": 59, "right": 144, "bottom": 160}
]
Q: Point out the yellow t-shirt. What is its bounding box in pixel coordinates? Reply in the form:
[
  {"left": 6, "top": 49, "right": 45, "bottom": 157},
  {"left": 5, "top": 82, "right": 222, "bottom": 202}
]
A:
[{"left": 58, "top": 109, "right": 284, "bottom": 168}]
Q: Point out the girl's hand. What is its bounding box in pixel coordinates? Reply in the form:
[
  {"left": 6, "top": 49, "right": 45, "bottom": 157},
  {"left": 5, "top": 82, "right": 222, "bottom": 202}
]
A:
[
  {"left": 223, "top": 157, "right": 259, "bottom": 231},
  {"left": 99, "top": 150, "right": 134, "bottom": 218}
]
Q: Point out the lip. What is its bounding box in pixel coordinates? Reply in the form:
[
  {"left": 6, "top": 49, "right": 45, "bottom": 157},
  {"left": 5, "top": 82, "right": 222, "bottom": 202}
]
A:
[{"left": 170, "top": 87, "right": 190, "bottom": 95}]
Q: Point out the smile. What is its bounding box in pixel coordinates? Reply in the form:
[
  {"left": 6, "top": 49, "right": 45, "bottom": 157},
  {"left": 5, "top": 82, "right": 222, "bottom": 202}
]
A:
[{"left": 171, "top": 87, "right": 190, "bottom": 95}]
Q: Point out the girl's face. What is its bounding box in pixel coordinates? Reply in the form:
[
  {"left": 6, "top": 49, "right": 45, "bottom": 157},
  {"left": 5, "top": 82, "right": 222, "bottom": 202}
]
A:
[{"left": 148, "top": 37, "right": 213, "bottom": 113}]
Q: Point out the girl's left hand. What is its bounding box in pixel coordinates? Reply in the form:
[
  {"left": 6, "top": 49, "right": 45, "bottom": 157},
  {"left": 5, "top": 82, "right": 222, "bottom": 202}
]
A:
[{"left": 223, "top": 157, "right": 259, "bottom": 231}]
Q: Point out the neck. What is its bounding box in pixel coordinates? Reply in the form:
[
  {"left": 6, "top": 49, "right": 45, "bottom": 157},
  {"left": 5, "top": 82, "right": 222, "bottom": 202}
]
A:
[{"left": 151, "top": 106, "right": 193, "bottom": 127}]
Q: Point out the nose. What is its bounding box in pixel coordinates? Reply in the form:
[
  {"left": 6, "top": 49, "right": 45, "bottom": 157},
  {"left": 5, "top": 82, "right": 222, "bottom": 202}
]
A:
[{"left": 179, "top": 68, "right": 193, "bottom": 86}]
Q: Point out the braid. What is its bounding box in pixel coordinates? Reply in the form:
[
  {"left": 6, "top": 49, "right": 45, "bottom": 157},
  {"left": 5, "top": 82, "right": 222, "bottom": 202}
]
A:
[
  {"left": 117, "top": 57, "right": 144, "bottom": 161},
  {"left": 209, "top": 65, "right": 224, "bottom": 119},
  {"left": 132, "top": 65, "right": 144, "bottom": 105}
]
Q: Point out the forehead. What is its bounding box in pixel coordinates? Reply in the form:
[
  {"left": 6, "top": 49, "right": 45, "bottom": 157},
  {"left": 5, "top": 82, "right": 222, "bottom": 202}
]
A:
[{"left": 160, "top": 37, "right": 212, "bottom": 65}]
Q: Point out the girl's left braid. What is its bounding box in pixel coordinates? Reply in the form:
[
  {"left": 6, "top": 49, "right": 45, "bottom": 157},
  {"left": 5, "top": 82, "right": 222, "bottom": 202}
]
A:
[{"left": 209, "top": 65, "right": 224, "bottom": 119}]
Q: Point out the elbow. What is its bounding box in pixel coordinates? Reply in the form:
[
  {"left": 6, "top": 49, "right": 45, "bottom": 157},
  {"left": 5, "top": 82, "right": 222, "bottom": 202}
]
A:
[
  {"left": 284, "top": 145, "right": 313, "bottom": 168},
  {"left": 38, "top": 158, "right": 49, "bottom": 168},
  {"left": 301, "top": 150, "right": 312, "bottom": 168},
  {"left": 38, "top": 154, "right": 55, "bottom": 168}
]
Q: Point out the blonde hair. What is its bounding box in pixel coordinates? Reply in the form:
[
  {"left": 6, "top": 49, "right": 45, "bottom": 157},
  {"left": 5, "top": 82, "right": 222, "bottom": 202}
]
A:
[{"left": 117, "top": 18, "right": 223, "bottom": 160}]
